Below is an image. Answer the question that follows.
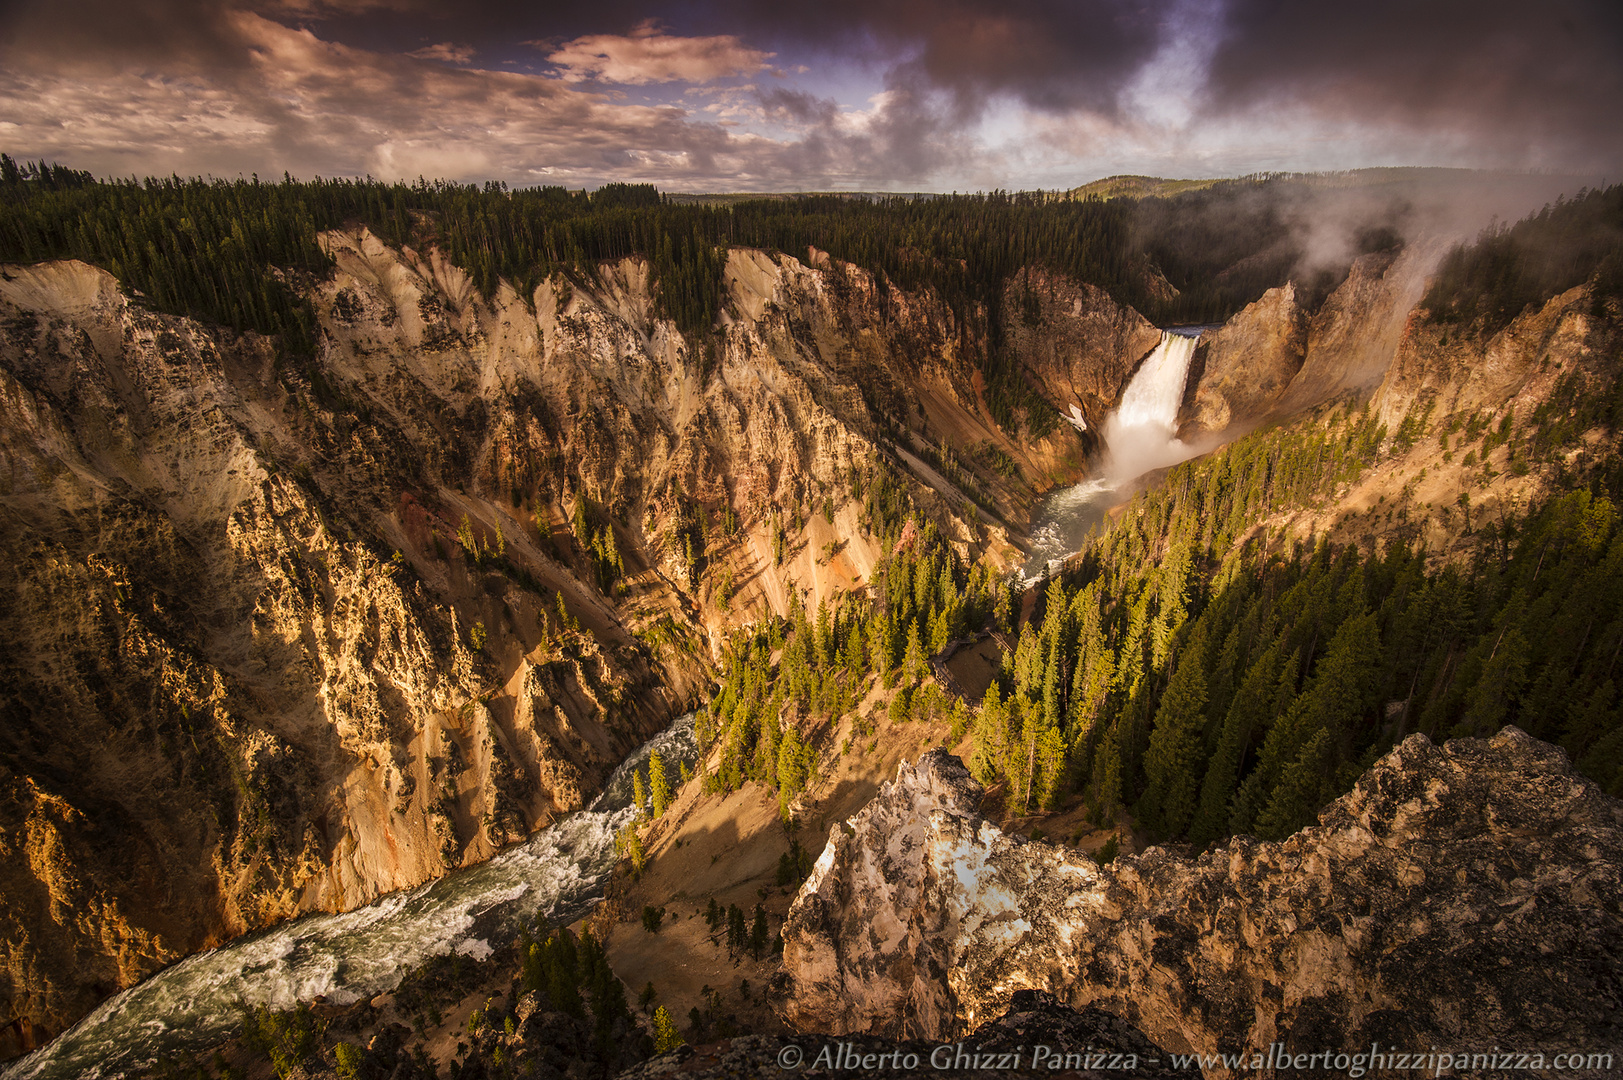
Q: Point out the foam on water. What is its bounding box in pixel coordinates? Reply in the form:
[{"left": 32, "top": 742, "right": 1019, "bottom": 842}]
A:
[{"left": 3, "top": 715, "right": 697, "bottom": 1080}]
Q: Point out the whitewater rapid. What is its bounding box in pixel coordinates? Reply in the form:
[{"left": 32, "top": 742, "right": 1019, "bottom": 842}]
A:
[
  {"left": 1023, "top": 329, "right": 1203, "bottom": 581},
  {"left": 3, "top": 715, "right": 698, "bottom": 1080}
]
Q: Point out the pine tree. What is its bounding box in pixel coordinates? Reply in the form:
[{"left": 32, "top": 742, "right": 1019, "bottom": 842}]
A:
[
  {"left": 1457, "top": 626, "right": 1530, "bottom": 737},
  {"left": 1137, "top": 643, "right": 1210, "bottom": 838},
  {"left": 971, "top": 683, "right": 1009, "bottom": 784},
  {"left": 1012, "top": 623, "right": 1043, "bottom": 704},
  {"left": 1041, "top": 631, "right": 1064, "bottom": 734},
  {"left": 749, "top": 904, "right": 769, "bottom": 958},
  {"left": 648, "top": 750, "right": 671, "bottom": 818},
  {"left": 1254, "top": 729, "right": 1335, "bottom": 839},
  {"left": 903, "top": 621, "right": 927, "bottom": 685},
  {"left": 571, "top": 494, "right": 591, "bottom": 549},
  {"left": 994, "top": 579, "right": 1014, "bottom": 633},
  {"left": 617, "top": 822, "right": 647, "bottom": 873},
  {"left": 652, "top": 1006, "right": 684, "bottom": 1052},
  {"left": 1228, "top": 648, "right": 1304, "bottom": 835},
  {"left": 1006, "top": 711, "right": 1036, "bottom": 811},
  {"left": 1071, "top": 645, "right": 1115, "bottom": 737},
  {"left": 872, "top": 615, "right": 897, "bottom": 683},
  {"left": 1189, "top": 640, "right": 1281, "bottom": 845},
  {"left": 633, "top": 771, "right": 648, "bottom": 817},
  {"left": 1090, "top": 720, "right": 1124, "bottom": 825},
  {"left": 544, "top": 932, "right": 584, "bottom": 1018},
  {"left": 778, "top": 726, "right": 808, "bottom": 799},
  {"left": 1034, "top": 722, "right": 1067, "bottom": 809}
]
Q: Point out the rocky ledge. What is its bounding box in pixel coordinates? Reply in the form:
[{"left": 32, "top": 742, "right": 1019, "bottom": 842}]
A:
[
  {"left": 622, "top": 990, "right": 1179, "bottom": 1079},
  {"left": 775, "top": 729, "right": 1623, "bottom": 1074}
]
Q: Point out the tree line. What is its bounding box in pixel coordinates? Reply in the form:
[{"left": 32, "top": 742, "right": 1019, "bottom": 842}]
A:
[
  {"left": 693, "top": 513, "right": 996, "bottom": 817},
  {"left": 1423, "top": 184, "right": 1623, "bottom": 334},
  {"left": 2, "top": 156, "right": 1429, "bottom": 425}
]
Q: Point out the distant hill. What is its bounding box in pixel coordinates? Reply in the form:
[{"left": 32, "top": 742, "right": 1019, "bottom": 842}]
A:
[
  {"left": 1067, "top": 175, "right": 1225, "bottom": 200},
  {"left": 661, "top": 191, "right": 939, "bottom": 205},
  {"left": 1065, "top": 166, "right": 1589, "bottom": 202}
]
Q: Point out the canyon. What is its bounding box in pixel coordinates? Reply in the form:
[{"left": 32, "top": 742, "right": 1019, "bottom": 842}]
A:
[
  {"left": 0, "top": 231, "right": 1143, "bottom": 1056},
  {"left": 1, "top": 208, "right": 1616, "bottom": 1070}
]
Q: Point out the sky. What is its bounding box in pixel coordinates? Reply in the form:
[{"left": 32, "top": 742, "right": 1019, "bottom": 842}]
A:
[{"left": 1, "top": 0, "right": 1620, "bottom": 192}]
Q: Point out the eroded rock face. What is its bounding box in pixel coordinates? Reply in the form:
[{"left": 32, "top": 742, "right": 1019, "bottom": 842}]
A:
[
  {"left": 1372, "top": 283, "right": 1607, "bottom": 433},
  {"left": 1269, "top": 244, "right": 1443, "bottom": 419},
  {"left": 0, "top": 241, "right": 1141, "bottom": 1054},
  {"left": 1002, "top": 270, "right": 1163, "bottom": 437},
  {"left": 777, "top": 730, "right": 1623, "bottom": 1070},
  {"left": 1180, "top": 284, "right": 1306, "bottom": 440}
]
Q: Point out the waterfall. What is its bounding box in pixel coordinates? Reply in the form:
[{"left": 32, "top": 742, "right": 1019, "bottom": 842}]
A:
[
  {"left": 1100, "top": 331, "right": 1198, "bottom": 482},
  {"left": 1022, "top": 329, "right": 1201, "bottom": 580}
]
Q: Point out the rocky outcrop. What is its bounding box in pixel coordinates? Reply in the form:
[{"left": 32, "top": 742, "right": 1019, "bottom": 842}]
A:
[
  {"left": 1268, "top": 244, "right": 1442, "bottom": 418},
  {"left": 623, "top": 991, "right": 1179, "bottom": 1079},
  {"left": 777, "top": 730, "right": 1623, "bottom": 1073},
  {"left": 1174, "top": 242, "right": 1449, "bottom": 441},
  {"left": 0, "top": 239, "right": 1146, "bottom": 1054},
  {"left": 1179, "top": 284, "right": 1306, "bottom": 440},
  {"left": 1372, "top": 283, "right": 1608, "bottom": 432},
  {"left": 1002, "top": 270, "right": 1163, "bottom": 436}
]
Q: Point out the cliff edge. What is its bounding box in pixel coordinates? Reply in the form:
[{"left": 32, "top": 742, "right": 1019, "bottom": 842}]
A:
[{"left": 776, "top": 729, "right": 1623, "bottom": 1072}]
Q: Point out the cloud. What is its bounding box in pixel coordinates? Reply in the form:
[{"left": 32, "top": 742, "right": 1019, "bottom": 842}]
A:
[
  {"left": 0, "top": 6, "right": 970, "bottom": 190},
  {"left": 715, "top": 0, "right": 1166, "bottom": 118},
  {"left": 711, "top": 0, "right": 1623, "bottom": 173},
  {"left": 1, "top": 0, "right": 1619, "bottom": 191},
  {"left": 545, "top": 19, "right": 773, "bottom": 85},
  {"left": 406, "top": 41, "right": 476, "bottom": 64},
  {"left": 1202, "top": 0, "right": 1623, "bottom": 173}
]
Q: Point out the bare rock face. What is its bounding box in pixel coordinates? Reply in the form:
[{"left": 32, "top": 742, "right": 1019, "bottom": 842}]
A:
[
  {"left": 1268, "top": 244, "right": 1443, "bottom": 419},
  {"left": 777, "top": 730, "right": 1623, "bottom": 1070},
  {"left": 0, "top": 240, "right": 1146, "bottom": 1054},
  {"left": 1179, "top": 284, "right": 1306, "bottom": 440},
  {"left": 1372, "top": 283, "right": 1608, "bottom": 433},
  {"left": 1001, "top": 270, "right": 1163, "bottom": 435}
]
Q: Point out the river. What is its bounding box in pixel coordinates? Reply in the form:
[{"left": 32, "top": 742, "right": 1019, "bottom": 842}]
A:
[{"left": 3, "top": 715, "right": 699, "bottom": 1080}]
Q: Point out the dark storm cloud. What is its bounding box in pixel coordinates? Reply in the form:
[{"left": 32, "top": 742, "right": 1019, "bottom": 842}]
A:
[
  {"left": 712, "top": 0, "right": 1166, "bottom": 117},
  {"left": 2, "top": 0, "right": 247, "bottom": 71},
  {"left": 2, "top": 0, "right": 1621, "bottom": 187},
  {"left": 713, "top": 0, "right": 1623, "bottom": 170},
  {"left": 1205, "top": 0, "right": 1623, "bottom": 171}
]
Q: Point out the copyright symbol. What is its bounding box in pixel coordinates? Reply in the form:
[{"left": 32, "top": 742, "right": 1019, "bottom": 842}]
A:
[{"left": 778, "top": 1043, "right": 804, "bottom": 1070}]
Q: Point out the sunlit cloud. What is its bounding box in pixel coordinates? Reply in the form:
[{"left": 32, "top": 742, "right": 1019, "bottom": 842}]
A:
[
  {"left": 545, "top": 19, "right": 773, "bottom": 85},
  {"left": 405, "top": 42, "right": 476, "bottom": 64}
]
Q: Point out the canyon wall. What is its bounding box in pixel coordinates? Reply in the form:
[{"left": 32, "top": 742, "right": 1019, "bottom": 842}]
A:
[
  {"left": 0, "top": 239, "right": 1150, "bottom": 1055},
  {"left": 1179, "top": 243, "right": 1445, "bottom": 441},
  {"left": 776, "top": 732, "right": 1623, "bottom": 1072}
]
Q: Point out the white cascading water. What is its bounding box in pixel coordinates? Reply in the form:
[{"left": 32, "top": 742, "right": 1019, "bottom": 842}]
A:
[
  {"left": 1100, "top": 331, "right": 1198, "bottom": 482},
  {"left": 2, "top": 716, "right": 698, "bottom": 1080},
  {"left": 1023, "top": 329, "right": 1201, "bottom": 580}
]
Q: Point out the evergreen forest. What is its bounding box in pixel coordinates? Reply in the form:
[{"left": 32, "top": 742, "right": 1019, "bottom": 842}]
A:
[
  {"left": 694, "top": 379, "right": 1623, "bottom": 845},
  {"left": 11, "top": 153, "right": 1616, "bottom": 418},
  {"left": 7, "top": 152, "right": 1623, "bottom": 848}
]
